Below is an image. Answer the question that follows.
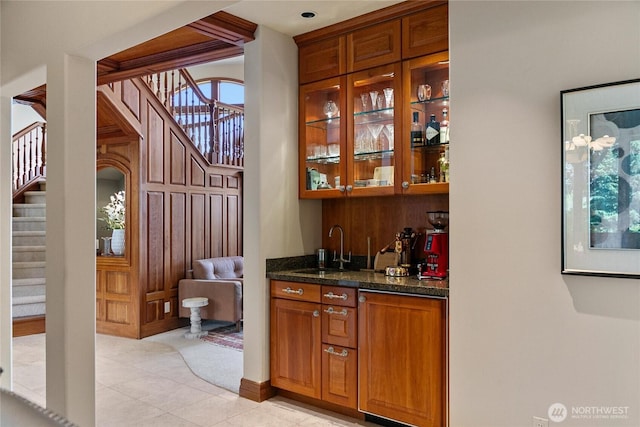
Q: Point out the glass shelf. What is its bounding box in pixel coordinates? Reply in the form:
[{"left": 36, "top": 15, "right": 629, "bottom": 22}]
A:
[
  {"left": 354, "top": 106, "right": 394, "bottom": 117},
  {"left": 410, "top": 95, "right": 449, "bottom": 107},
  {"left": 305, "top": 116, "right": 341, "bottom": 129},
  {"left": 354, "top": 149, "right": 394, "bottom": 161},
  {"left": 412, "top": 142, "right": 449, "bottom": 151},
  {"left": 306, "top": 154, "right": 341, "bottom": 164}
]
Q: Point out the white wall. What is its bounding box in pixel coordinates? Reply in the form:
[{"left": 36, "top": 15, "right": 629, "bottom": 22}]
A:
[
  {"left": 243, "top": 24, "right": 322, "bottom": 382},
  {"left": 450, "top": 2, "right": 640, "bottom": 426}
]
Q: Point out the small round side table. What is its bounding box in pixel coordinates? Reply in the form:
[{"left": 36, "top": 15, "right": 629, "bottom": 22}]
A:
[{"left": 182, "top": 297, "right": 209, "bottom": 339}]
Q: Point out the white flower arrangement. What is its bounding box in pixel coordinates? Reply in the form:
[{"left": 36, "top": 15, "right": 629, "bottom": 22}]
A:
[{"left": 99, "top": 190, "right": 125, "bottom": 230}]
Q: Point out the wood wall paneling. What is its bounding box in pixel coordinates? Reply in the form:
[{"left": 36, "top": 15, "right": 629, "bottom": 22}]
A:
[
  {"left": 122, "top": 79, "right": 141, "bottom": 119},
  {"left": 191, "top": 193, "right": 207, "bottom": 261},
  {"left": 147, "top": 104, "right": 165, "bottom": 184},
  {"left": 146, "top": 191, "right": 165, "bottom": 293},
  {"left": 226, "top": 194, "right": 240, "bottom": 256},
  {"left": 210, "top": 193, "right": 224, "bottom": 258},
  {"left": 191, "top": 155, "right": 206, "bottom": 186},
  {"left": 210, "top": 174, "right": 223, "bottom": 188},
  {"left": 170, "top": 192, "right": 187, "bottom": 289},
  {"left": 170, "top": 132, "right": 187, "bottom": 185}
]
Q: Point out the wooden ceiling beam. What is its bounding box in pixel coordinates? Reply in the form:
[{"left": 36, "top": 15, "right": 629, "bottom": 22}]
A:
[{"left": 187, "top": 11, "right": 257, "bottom": 46}]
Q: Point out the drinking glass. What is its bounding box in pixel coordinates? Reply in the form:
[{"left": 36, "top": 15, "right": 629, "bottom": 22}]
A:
[
  {"left": 360, "top": 93, "right": 369, "bottom": 112},
  {"left": 441, "top": 80, "right": 449, "bottom": 97},
  {"left": 383, "top": 87, "right": 394, "bottom": 109},
  {"left": 369, "top": 91, "right": 379, "bottom": 111},
  {"left": 383, "top": 124, "right": 394, "bottom": 151},
  {"left": 417, "top": 84, "right": 431, "bottom": 101},
  {"left": 368, "top": 124, "right": 384, "bottom": 152},
  {"left": 323, "top": 100, "right": 339, "bottom": 118}
]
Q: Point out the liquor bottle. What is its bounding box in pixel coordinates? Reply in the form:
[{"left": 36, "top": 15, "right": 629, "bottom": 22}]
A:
[
  {"left": 440, "top": 108, "right": 449, "bottom": 143},
  {"left": 425, "top": 114, "right": 440, "bottom": 145},
  {"left": 411, "top": 112, "right": 424, "bottom": 147}
]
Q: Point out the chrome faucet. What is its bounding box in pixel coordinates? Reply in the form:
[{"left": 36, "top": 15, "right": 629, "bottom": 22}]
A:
[{"left": 329, "top": 224, "right": 351, "bottom": 270}]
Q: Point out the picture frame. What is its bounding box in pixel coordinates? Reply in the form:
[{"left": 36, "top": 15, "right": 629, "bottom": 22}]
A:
[{"left": 562, "top": 79, "right": 640, "bottom": 277}]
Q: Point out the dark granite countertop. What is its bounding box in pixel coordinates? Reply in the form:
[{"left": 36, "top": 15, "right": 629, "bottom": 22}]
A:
[{"left": 267, "top": 267, "right": 448, "bottom": 298}]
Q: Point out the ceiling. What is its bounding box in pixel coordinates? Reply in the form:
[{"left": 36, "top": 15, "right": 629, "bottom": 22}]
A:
[{"left": 224, "top": 0, "right": 405, "bottom": 37}]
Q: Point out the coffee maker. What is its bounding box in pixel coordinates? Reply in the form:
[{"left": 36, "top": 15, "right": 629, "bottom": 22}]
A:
[{"left": 419, "top": 211, "right": 449, "bottom": 279}]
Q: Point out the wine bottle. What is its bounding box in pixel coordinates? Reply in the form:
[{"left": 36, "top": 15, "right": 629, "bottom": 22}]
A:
[
  {"left": 425, "top": 114, "right": 440, "bottom": 145},
  {"left": 440, "top": 108, "right": 449, "bottom": 143},
  {"left": 411, "top": 112, "right": 424, "bottom": 147}
]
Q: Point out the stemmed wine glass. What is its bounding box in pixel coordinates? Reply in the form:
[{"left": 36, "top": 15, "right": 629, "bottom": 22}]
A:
[
  {"left": 360, "top": 93, "right": 369, "bottom": 112},
  {"left": 383, "top": 88, "right": 394, "bottom": 110},
  {"left": 383, "top": 124, "right": 394, "bottom": 151},
  {"left": 369, "top": 91, "right": 379, "bottom": 112},
  {"left": 367, "top": 124, "right": 384, "bottom": 152}
]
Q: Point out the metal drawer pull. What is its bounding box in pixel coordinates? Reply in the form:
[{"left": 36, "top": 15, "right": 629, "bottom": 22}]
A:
[
  {"left": 323, "top": 292, "right": 348, "bottom": 300},
  {"left": 282, "top": 287, "right": 304, "bottom": 295},
  {"left": 313, "top": 310, "right": 320, "bottom": 317},
  {"left": 324, "top": 346, "right": 348, "bottom": 357},
  {"left": 324, "top": 307, "right": 348, "bottom": 316}
]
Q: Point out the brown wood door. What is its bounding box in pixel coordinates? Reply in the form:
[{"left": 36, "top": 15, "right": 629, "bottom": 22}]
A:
[
  {"left": 347, "top": 20, "right": 401, "bottom": 73},
  {"left": 322, "top": 344, "right": 358, "bottom": 409},
  {"left": 299, "top": 36, "right": 346, "bottom": 84},
  {"left": 358, "top": 291, "right": 446, "bottom": 427},
  {"left": 402, "top": 4, "right": 449, "bottom": 59},
  {"left": 270, "top": 297, "right": 322, "bottom": 398}
]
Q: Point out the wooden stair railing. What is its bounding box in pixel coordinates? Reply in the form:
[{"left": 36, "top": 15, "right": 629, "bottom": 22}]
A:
[
  {"left": 144, "top": 70, "right": 244, "bottom": 167},
  {"left": 12, "top": 122, "right": 46, "bottom": 198}
]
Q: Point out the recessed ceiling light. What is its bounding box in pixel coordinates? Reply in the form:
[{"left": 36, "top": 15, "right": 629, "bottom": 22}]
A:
[{"left": 301, "top": 11, "right": 316, "bottom": 19}]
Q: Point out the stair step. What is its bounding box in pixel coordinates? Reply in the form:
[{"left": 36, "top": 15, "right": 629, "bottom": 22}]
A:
[
  {"left": 12, "top": 261, "right": 46, "bottom": 279},
  {"left": 12, "top": 246, "right": 46, "bottom": 262},
  {"left": 13, "top": 277, "right": 46, "bottom": 287},
  {"left": 13, "top": 204, "right": 46, "bottom": 218},
  {"left": 13, "top": 284, "right": 46, "bottom": 298},
  {"left": 12, "top": 231, "right": 46, "bottom": 246},
  {"left": 24, "top": 191, "right": 46, "bottom": 204},
  {"left": 12, "top": 217, "right": 46, "bottom": 232},
  {"left": 13, "top": 296, "right": 46, "bottom": 318}
]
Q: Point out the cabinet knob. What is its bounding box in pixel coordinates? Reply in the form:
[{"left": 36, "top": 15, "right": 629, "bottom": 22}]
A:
[
  {"left": 313, "top": 310, "right": 320, "bottom": 317},
  {"left": 358, "top": 295, "right": 366, "bottom": 303},
  {"left": 346, "top": 185, "right": 353, "bottom": 192},
  {"left": 402, "top": 181, "right": 409, "bottom": 189},
  {"left": 338, "top": 185, "right": 346, "bottom": 193}
]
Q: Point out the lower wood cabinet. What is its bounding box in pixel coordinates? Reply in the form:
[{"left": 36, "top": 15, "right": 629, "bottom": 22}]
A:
[
  {"left": 358, "top": 291, "right": 446, "bottom": 427},
  {"left": 270, "top": 280, "right": 358, "bottom": 409}
]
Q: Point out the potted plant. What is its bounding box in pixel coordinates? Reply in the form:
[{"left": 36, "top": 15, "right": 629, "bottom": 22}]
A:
[{"left": 99, "top": 190, "right": 125, "bottom": 255}]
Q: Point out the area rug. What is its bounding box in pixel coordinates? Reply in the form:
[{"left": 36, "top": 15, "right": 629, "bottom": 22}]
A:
[
  {"left": 145, "top": 320, "right": 243, "bottom": 394},
  {"left": 201, "top": 325, "right": 243, "bottom": 351}
]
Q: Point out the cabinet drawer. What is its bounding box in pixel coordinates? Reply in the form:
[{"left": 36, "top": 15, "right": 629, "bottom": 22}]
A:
[
  {"left": 322, "top": 305, "right": 357, "bottom": 348},
  {"left": 271, "top": 280, "right": 321, "bottom": 302},
  {"left": 322, "top": 344, "right": 358, "bottom": 409},
  {"left": 321, "top": 285, "right": 357, "bottom": 307},
  {"left": 347, "top": 20, "right": 401, "bottom": 73}
]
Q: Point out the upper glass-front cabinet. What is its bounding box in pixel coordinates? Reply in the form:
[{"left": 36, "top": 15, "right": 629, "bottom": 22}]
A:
[
  {"left": 402, "top": 51, "right": 450, "bottom": 195},
  {"left": 347, "top": 63, "right": 401, "bottom": 197},
  {"left": 299, "top": 76, "right": 347, "bottom": 198}
]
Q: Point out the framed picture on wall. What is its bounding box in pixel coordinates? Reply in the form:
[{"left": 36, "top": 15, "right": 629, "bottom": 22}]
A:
[{"left": 561, "top": 79, "right": 640, "bottom": 277}]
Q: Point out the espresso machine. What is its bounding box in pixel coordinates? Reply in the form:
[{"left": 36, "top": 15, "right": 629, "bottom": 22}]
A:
[{"left": 419, "top": 211, "right": 449, "bottom": 279}]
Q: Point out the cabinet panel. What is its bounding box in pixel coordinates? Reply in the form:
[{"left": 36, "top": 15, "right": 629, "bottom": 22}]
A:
[
  {"left": 347, "top": 20, "right": 401, "bottom": 73},
  {"left": 321, "top": 344, "right": 358, "bottom": 409},
  {"left": 402, "top": 5, "right": 448, "bottom": 59},
  {"left": 271, "top": 280, "right": 321, "bottom": 302},
  {"left": 270, "top": 298, "right": 322, "bottom": 398},
  {"left": 322, "top": 305, "right": 357, "bottom": 348},
  {"left": 359, "top": 291, "right": 446, "bottom": 427},
  {"left": 299, "top": 36, "right": 346, "bottom": 84}
]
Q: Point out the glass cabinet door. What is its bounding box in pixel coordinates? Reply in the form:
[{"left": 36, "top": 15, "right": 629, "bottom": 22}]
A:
[
  {"left": 299, "top": 76, "right": 347, "bottom": 199},
  {"left": 402, "top": 51, "right": 450, "bottom": 195},
  {"left": 347, "top": 63, "right": 401, "bottom": 196}
]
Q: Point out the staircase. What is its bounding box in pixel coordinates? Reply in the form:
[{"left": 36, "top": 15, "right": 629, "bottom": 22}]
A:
[{"left": 12, "top": 180, "right": 47, "bottom": 334}]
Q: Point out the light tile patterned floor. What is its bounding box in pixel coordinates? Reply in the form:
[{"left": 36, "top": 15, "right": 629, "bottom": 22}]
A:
[{"left": 12, "top": 333, "right": 377, "bottom": 426}]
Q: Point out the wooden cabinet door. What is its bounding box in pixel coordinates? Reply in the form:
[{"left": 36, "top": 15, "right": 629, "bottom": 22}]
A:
[
  {"left": 322, "top": 344, "right": 358, "bottom": 409},
  {"left": 270, "top": 297, "right": 322, "bottom": 398},
  {"left": 359, "top": 291, "right": 446, "bottom": 427},
  {"left": 347, "top": 20, "right": 401, "bottom": 73},
  {"left": 299, "top": 36, "right": 346, "bottom": 84},
  {"left": 402, "top": 4, "right": 449, "bottom": 59},
  {"left": 322, "top": 305, "right": 357, "bottom": 348}
]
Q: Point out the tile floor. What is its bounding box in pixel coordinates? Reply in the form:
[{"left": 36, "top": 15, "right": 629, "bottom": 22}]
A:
[{"left": 11, "top": 333, "right": 377, "bottom": 426}]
